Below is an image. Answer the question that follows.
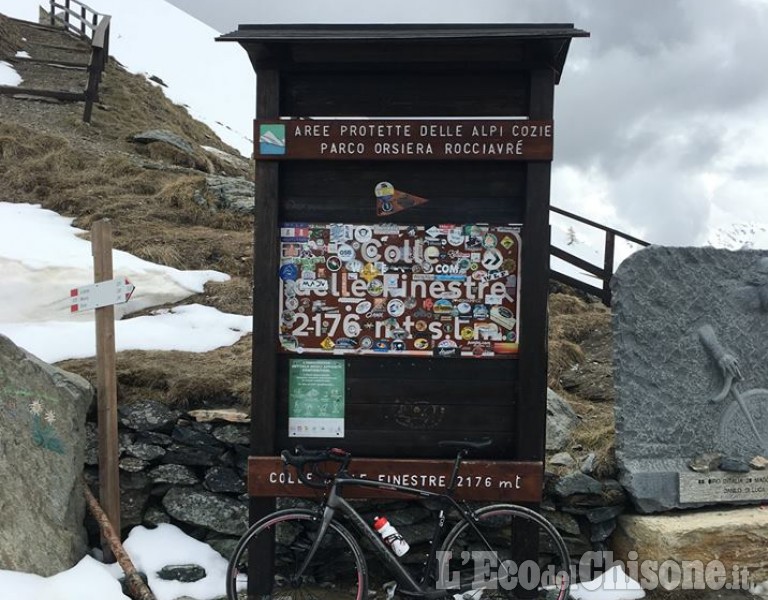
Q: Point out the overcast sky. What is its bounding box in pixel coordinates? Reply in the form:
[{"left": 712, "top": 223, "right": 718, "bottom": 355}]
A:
[{"left": 162, "top": 0, "right": 768, "bottom": 248}]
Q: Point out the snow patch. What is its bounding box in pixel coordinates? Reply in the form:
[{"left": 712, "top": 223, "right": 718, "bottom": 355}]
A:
[{"left": 0, "top": 60, "right": 23, "bottom": 86}]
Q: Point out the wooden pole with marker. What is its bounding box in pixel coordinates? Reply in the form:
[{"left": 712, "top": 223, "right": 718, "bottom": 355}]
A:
[{"left": 92, "top": 219, "right": 121, "bottom": 557}]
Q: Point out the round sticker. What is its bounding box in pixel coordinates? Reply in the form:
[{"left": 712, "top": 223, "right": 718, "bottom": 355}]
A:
[
  {"left": 414, "top": 338, "right": 430, "bottom": 350},
  {"left": 362, "top": 243, "right": 379, "bottom": 261},
  {"left": 281, "top": 310, "right": 296, "bottom": 325},
  {"left": 356, "top": 300, "right": 372, "bottom": 315},
  {"left": 337, "top": 244, "right": 355, "bottom": 262},
  {"left": 326, "top": 256, "right": 342, "bottom": 271},
  {"left": 460, "top": 326, "right": 475, "bottom": 341},
  {"left": 355, "top": 226, "right": 373, "bottom": 243},
  {"left": 482, "top": 233, "right": 498, "bottom": 249},
  {"left": 360, "top": 337, "right": 373, "bottom": 349},
  {"left": 424, "top": 246, "right": 440, "bottom": 262},
  {"left": 279, "top": 264, "right": 299, "bottom": 281},
  {"left": 367, "top": 279, "right": 384, "bottom": 296},
  {"left": 375, "top": 181, "right": 395, "bottom": 201},
  {"left": 415, "top": 320, "right": 428, "bottom": 332},
  {"left": 447, "top": 228, "right": 464, "bottom": 247},
  {"left": 438, "top": 339, "right": 458, "bottom": 348},
  {"left": 285, "top": 297, "right": 299, "bottom": 311},
  {"left": 457, "top": 302, "right": 472, "bottom": 315},
  {"left": 387, "top": 299, "right": 405, "bottom": 317},
  {"left": 346, "top": 322, "right": 361, "bottom": 337}
]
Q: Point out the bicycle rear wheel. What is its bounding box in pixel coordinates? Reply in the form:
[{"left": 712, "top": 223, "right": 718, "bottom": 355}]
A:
[
  {"left": 226, "top": 508, "right": 368, "bottom": 600},
  {"left": 439, "top": 504, "right": 571, "bottom": 600}
]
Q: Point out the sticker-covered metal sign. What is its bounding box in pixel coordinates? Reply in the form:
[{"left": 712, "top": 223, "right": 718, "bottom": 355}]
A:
[{"left": 278, "top": 223, "right": 521, "bottom": 358}]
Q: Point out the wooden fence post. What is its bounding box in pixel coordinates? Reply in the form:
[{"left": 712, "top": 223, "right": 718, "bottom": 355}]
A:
[{"left": 92, "top": 219, "right": 121, "bottom": 557}]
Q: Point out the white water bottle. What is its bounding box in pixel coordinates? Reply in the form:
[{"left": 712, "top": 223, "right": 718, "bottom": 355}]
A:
[{"left": 373, "top": 516, "right": 410, "bottom": 557}]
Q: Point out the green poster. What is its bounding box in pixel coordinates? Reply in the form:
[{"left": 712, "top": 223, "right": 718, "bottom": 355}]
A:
[{"left": 288, "top": 359, "right": 345, "bottom": 437}]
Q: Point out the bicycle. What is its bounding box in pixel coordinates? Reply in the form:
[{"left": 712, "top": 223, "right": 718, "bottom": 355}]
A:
[{"left": 226, "top": 440, "right": 571, "bottom": 600}]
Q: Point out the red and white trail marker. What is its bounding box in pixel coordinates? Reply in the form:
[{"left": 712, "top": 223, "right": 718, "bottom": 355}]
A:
[{"left": 70, "top": 277, "right": 135, "bottom": 313}]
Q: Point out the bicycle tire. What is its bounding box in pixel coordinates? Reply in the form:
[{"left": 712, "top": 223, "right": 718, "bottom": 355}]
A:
[
  {"left": 226, "top": 508, "right": 368, "bottom": 600},
  {"left": 438, "top": 504, "right": 571, "bottom": 600},
  {"left": 718, "top": 388, "right": 768, "bottom": 458}
]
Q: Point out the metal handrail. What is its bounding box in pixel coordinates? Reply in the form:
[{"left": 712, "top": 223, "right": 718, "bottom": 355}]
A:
[{"left": 549, "top": 204, "right": 650, "bottom": 305}]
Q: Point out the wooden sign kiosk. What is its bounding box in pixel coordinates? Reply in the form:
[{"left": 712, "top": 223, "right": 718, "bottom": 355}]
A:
[{"left": 218, "top": 23, "right": 587, "bottom": 596}]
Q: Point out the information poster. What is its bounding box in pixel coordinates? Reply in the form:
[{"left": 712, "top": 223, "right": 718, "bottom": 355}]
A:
[
  {"left": 288, "top": 359, "right": 345, "bottom": 438},
  {"left": 278, "top": 223, "right": 521, "bottom": 359}
]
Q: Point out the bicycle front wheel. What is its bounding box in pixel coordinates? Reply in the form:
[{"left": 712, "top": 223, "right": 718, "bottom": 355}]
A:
[
  {"left": 439, "top": 504, "right": 571, "bottom": 600},
  {"left": 226, "top": 508, "right": 368, "bottom": 600}
]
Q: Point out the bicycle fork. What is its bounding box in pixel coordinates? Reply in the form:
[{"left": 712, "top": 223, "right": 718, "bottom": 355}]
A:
[{"left": 290, "top": 504, "right": 336, "bottom": 586}]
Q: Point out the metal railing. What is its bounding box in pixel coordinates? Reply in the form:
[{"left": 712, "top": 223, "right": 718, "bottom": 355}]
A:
[
  {"left": 49, "top": 0, "right": 110, "bottom": 122},
  {"left": 549, "top": 205, "right": 650, "bottom": 305}
]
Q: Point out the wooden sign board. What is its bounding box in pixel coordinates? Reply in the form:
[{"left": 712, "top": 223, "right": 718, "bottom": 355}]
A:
[
  {"left": 249, "top": 456, "right": 543, "bottom": 502},
  {"left": 256, "top": 119, "right": 553, "bottom": 161}
]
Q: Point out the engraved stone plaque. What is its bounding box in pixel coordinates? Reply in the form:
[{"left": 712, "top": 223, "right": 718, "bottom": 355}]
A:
[{"left": 679, "top": 470, "right": 768, "bottom": 504}]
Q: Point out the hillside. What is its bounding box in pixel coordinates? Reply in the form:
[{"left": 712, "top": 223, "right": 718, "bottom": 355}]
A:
[{"left": 0, "top": 14, "right": 616, "bottom": 474}]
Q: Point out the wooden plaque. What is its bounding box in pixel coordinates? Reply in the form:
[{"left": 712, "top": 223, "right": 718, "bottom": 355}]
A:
[
  {"left": 255, "top": 119, "right": 553, "bottom": 161},
  {"left": 249, "top": 456, "right": 543, "bottom": 502}
]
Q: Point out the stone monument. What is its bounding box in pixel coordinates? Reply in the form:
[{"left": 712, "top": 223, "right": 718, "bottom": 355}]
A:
[
  {"left": 613, "top": 247, "right": 768, "bottom": 512},
  {"left": 0, "top": 334, "right": 92, "bottom": 575}
]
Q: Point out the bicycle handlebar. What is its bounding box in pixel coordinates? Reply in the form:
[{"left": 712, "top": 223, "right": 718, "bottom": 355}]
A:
[{"left": 281, "top": 446, "right": 351, "bottom": 489}]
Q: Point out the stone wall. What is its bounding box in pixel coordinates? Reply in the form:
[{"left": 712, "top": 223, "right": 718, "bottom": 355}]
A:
[{"left": 83, "top": 398, "right": 625, "bottom": 567}]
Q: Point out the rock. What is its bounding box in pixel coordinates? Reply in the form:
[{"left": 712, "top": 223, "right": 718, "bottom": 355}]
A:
[
  {"left": 163, "top": 443, "right": 222, "bottom": 467},
  {"left": 0, "top": 334, "right": 92, "bottom": 575},
  {"left": 162, "top": 488, "right": 247, "bottom": 536},
  {"left": 135, "top": 431, "right": 173, "bottom": 447},
  {"left": 121, "top": 489, "right": 151, "bottom": 530},
  {"left": 212, "top": 424, "right": 250, "bottom": 446},
  {"left": 197, "top": 175, "right": 255, "bottom": 213},
  {"left": 206, "top": 537, "right": 239, "bottom": 560},
  {"left": 589, "top": 518, "right": 617, "bottom": 543},
  {"left": 612, "top": 508, "right": 768, "bottom": 585},
  {"left": 119, "top": 457, "right": 150, "bottom": 473},
  {"left": 549, "top": 452, "right": 576, "bottom": 467},
  {"left": 84, "top": 422, "right": 99, "bottom": 465},
  {"left": 119, "top": 400, "right": 180, "bottom": 432},
  {"left": 172, "top": 423, "right": 221, "bottom": 448},
  {"left": 580, "top": 452, "right": 596, "bottom": 475},
  {"left": 553, "top": 473, "right": 602, "bottom": 498},
  {"left": 719, "top": 457, "right": 751, "bottom": 473},
  {"left": 688, "top": 452, "right": 723, "bottom": 473},
  {"left": 157, "top": 564, "right": 207, "bottom": 583},
  {"left": 131, "top": 129, "right": 196, "bottom": 155},
  {"left": 188, "top": 408, "right": 250, "bottom": 423},
  {"left": 543, "top": 510, "right": 581, "bottom": 537},
  {"left": 126, "top": 442, "right": 166, "bottom": 462},
  {"left": 120, "top": 471, "right": 150, "bottom": 491},
  {"left": 585, "top": 505, "right": 624, "bottom": 524},
  {"left": 148, "top": 464, "right": 199, "bottom": 486},
  {"left": 143, "top": 505, "right": 172, "bottom": 527},
  {"left": 750, "top": 455, "right": 768, "bottom": 470},
  {"left": 545, "top": 388, "right": 579, "bottom": 452},
  {"left": 204, "top": 467, "right": 246, "bottom": 494}
]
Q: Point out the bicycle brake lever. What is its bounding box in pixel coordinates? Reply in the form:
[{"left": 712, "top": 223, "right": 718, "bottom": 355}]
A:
[{"left": 712, "top": 373, "right": 733, "bottom": 403}]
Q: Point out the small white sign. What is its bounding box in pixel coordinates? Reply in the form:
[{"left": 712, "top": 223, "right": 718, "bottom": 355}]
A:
[{"left": 70, "top": 278, "right": 135, "bottom": 312}]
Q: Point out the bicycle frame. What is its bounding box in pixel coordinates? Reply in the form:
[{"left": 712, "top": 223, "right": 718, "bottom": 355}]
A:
[{"left": 294, "top": 475, "right": 498, "bottom": 599}]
